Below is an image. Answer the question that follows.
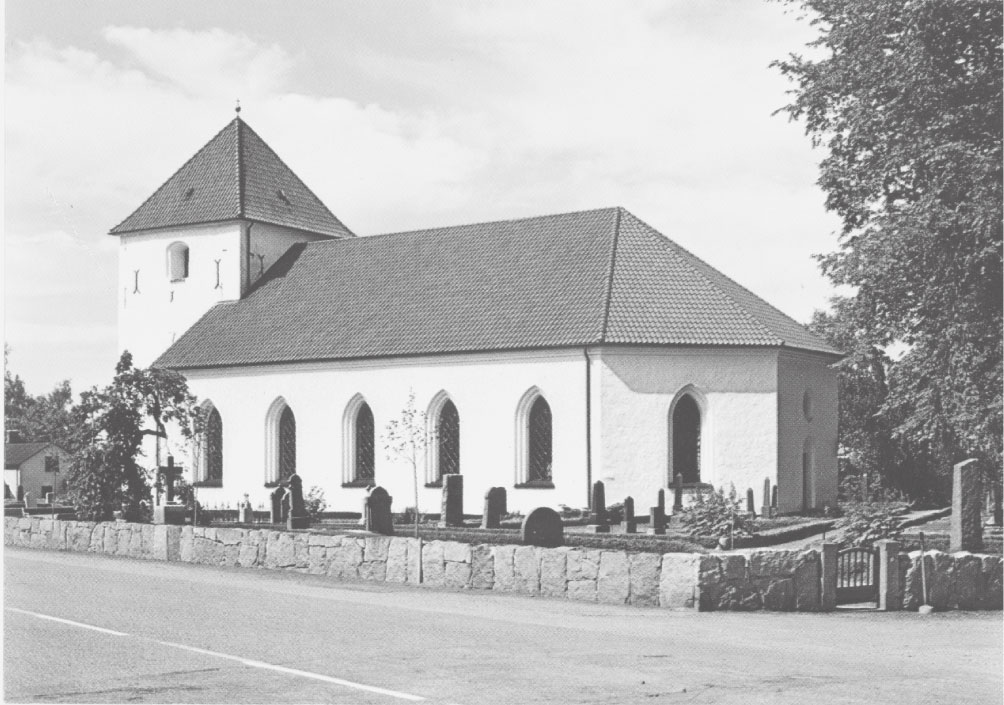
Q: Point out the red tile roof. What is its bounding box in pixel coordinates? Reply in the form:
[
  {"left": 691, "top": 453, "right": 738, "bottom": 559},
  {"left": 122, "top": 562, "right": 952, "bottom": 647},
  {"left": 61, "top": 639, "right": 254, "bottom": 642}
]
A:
[
  {"left": 109, "top": 118, "right": 353, "bottom": 238},
  {"left": 5, "top": 442, "right": 61, "bottom": 469},
  {"left": 155, "top": 207, "right": 840, "bottom": 369}
]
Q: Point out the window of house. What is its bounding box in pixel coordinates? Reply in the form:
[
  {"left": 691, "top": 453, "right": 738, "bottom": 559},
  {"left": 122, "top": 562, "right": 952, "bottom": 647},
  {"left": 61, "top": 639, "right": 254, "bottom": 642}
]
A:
[
  {"left": 44, "top": 456, "right": 59, "bottom": 473},
  {"left": 167, "top": 242, "right": 190, "bottom": 282},
  {"left": 40, "top": 485, "right": 53, "bottom": 499},
  {"left": 671, "top": 394, "right": 702, "bottom": 484}
]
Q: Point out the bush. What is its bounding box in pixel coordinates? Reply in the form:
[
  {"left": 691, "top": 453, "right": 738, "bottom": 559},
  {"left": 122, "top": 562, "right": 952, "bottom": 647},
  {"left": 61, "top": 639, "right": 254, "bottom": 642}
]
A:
[
  {"left": 305, "top": 486, "right": 327, "bottom": 520},
  {"left": 837, "top": 501, "right": 906, "bottom": 548},
  {"left": 678, "top": 485, "right": 753, "bottom": 544}
]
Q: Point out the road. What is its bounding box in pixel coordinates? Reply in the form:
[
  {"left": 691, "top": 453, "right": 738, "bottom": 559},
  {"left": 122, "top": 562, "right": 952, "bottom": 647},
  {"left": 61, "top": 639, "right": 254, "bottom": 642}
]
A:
[{"left": 5, "top": 548, "right": 1001, "bottom": 704}]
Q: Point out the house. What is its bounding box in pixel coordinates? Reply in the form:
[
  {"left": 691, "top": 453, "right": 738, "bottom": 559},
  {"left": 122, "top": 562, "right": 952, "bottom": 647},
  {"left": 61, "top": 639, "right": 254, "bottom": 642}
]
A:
[
  {"left": 4, "top": 442, "right": 71, "bottom": 507},
  {"left": 114, "top": 114, "right": 841, "bottom": 516}
]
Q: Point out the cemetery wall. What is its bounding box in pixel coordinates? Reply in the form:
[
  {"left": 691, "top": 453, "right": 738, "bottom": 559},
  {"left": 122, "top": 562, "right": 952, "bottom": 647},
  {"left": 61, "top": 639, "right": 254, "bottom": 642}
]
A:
[{"left": 5, "top": 517, "right": 1001, "bottom": 612}]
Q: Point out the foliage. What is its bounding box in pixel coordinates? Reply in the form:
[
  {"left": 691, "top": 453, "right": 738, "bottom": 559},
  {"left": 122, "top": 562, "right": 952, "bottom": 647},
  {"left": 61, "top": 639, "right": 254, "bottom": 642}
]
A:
[
  {"left": 775, "top": 0, "right": 1003, "bottom": 507},
  {"left": 838, "top": 472, "right": 909, "bottom": 506},
  {"left": 678, "top": 485, "right": 754, "bottom": 543},
  {"left": 305, "top": 485, "right": 327, "bottom": 520},
  {"left": 606, "top": 502, "right": 625, "bottom": 525},
  {"left": 837, "top": 501, "right": 907, "bottom": 548},
  {"left": 66, "top": 351, "right": 200, "bottom": 522},
  {"left": 4, "top": 346, "right": 75, "bottom": 447},
  {"left": 382, "top": 390, "right": 427, "bottom": 537}
]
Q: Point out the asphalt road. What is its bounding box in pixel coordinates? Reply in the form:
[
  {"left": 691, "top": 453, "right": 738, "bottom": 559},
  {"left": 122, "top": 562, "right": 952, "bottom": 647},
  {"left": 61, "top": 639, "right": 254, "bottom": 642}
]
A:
[{"left": 4, "top": 548, "right": 1001, "bottom": 704}]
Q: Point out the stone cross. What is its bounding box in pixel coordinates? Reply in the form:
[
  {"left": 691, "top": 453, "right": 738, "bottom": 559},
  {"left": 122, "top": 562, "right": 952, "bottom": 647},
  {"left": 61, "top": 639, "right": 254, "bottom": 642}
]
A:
[
  {"left": 269, "top": 486, "right": 285, "bottom": 524},
  {"left": 746, "top": 488, "right": 756, "bottom": 518},
  {"left": 950, "top": 458, "right": 983, "bottom": 552},
  {"left": 439, "top": 473, "right": 464, "bottom": 527},
  {"left": 761, "top": 477, "right": 771, "bottom": 518},
  {"left": 522, "top": 506, "right": 563, "bottom": 547},
  {"left": 365, "top": 486, "right": 394, "bottom": 535},
  {"left": 621, "top": 496, "right": 637, "bottom": 533},
  {"left": 286, "top": 473, "right": 310, "bottom": 529},
  {"left": 672, "top": 473, "right": 684, "bottom": 513},
  {"left": 590, "top": 480, "right": 610, "bottom": 533},
  {"left": 481, "top": 487, "right": 506, "bottom": 529}
]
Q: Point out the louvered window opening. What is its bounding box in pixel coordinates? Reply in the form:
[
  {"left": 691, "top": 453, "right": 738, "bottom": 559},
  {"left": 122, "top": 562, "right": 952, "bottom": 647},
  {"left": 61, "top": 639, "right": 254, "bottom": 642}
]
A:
[
  {"left": 355, "top": 403, "right": 375, "bottom": 481},
  {"left": 673, "top": 395, "right": 701, "bottom": 483},
  {"left": 206, "top": 407, "right": 223, "bottom": 482},
  {"left": 528, "top": 397, "right": 552, "bottom": 482},
  {"left": 279, "top": 406, "right": 296, "bottom": 482},
  {"left": 437, "top": 400, "right": 460, "bottom": 479}
]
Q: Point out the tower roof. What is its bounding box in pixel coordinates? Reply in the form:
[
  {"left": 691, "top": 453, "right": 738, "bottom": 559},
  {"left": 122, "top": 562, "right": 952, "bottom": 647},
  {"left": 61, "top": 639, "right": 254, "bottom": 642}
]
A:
[
  {"left": 109, "top": 117, "right": 353, "bottom": 238},
  {"left": 155, "top": 207, "right": 841, "bottom": 369}
]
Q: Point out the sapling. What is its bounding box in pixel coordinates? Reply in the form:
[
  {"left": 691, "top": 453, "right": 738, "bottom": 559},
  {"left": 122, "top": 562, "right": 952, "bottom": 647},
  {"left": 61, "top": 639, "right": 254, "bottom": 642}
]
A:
[{"left": 382, "top": 390, "right": 428, "bottom": 538}]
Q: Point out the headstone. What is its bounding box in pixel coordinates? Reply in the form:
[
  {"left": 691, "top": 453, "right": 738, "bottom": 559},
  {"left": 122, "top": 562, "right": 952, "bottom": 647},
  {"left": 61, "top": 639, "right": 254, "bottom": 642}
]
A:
[
  {"left": 672, "top": 473, "right": 684, "bottom": 512},
  {"left": 522, "top": 507, "right": 564, "bottom": 547},
  {"left": 746, "top": 488, "right": 756, "bottom": 518},
  {"left": 761, "top": 477, "right": 771, "bottom": 518},
  {"left": 238, "top": 494, "right": 253, "bottom": 524},
  {"left": 950, "top": 458, "right": 983, "bottom": 553},
  {"left": 647, "top": 489, "right": 667, "bottom": 535},
  {"left": 621, "top": 496, "right": 637, "bottom": 533},
  {"left": 286, "top": 473, "right": 310, "bottom": 529},
  {"left": 481, "top": 487, "right": 506, "bottom": 529},
  {"left": 269, "top": 486, "right": 285, "bottom": 524},
  {"left": 590, "top": 480, "right": 609, "bottom": 533},
  {"left": 439, "top": 473, "right": 464, "bottom": 527},
  {"left": 771, "top": 484, "right": 778, "bottom": 518},
  {"left": 365, "top": 486, "right": 394, "bottom": 535},
  {"left": 657, "top": 488, "right": 666, "bottom": 516}
]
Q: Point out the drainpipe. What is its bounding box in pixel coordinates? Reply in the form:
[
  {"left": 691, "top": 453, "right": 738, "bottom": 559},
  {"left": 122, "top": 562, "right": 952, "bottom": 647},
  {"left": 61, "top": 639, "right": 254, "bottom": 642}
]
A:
[{"left": 584, "top": 347, "right": 593, "bottom": 509}]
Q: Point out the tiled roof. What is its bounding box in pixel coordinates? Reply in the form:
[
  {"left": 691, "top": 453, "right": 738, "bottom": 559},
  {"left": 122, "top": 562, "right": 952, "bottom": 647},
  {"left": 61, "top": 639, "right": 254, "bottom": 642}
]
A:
[
  {"left": 109, "top": 118, "right": 353, "bottom": 238},
  {"left": 5, "top": 442, "right": 57, "bottom": 469},
  {"left": 155, "top": 207, "right": 840, "bottom": 369}
]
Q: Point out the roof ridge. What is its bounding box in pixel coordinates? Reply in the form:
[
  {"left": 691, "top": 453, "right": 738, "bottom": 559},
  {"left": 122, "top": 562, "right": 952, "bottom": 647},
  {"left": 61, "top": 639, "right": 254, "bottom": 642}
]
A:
[
  {"left": 109, "top": 118, "right": 239, "bottom": 234},
  {"left": 368, "top": 206, "right": 622, "bottom": 240},
  {"left": 622, "top": 211, "right": 783, "bottom": 345},
  {"left": 599, "top": 207, "right": 622, "bottom": 342}
]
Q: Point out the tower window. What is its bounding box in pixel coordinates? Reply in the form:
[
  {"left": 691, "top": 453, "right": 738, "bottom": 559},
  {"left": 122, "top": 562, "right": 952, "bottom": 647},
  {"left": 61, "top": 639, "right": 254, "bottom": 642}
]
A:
[{"left": 167, "top": 242, "right": 190, "bottom": 282}]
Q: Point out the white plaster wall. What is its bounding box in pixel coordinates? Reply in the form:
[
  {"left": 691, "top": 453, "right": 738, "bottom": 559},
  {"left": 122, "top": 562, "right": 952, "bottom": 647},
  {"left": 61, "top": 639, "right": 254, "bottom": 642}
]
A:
[
  {"left": 247, "top": 222, "right": 331, "bottom": 286},
  {"left": 179, "top": 350, "right": 590, "bottom": 514},
  {"left": 6, "top": 448, "right": 71, "bottom": 506},
  {"left": 777, "top": 350, "right": 839, "bottom": 513},
  {"left": 117, "top": 223, "right": 243, "bottom": 367},
  {"left": 594, "top": 347, "right": 779, "bottom": 512}
]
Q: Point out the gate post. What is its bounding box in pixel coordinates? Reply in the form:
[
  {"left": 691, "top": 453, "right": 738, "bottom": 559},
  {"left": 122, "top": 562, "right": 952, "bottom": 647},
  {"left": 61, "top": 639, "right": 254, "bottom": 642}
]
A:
[
  {"left": 820, "top": 542, "right": 837, "bottom": 611},
  {"left": 876, "top": 540, "right": 902, "bottom": 611}
]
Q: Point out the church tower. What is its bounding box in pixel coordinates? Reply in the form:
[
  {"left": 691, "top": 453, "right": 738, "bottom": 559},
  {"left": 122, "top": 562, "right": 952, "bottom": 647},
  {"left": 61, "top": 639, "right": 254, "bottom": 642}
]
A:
[{"left": 111, "top": 113, "right": 353, "bottom": 367}]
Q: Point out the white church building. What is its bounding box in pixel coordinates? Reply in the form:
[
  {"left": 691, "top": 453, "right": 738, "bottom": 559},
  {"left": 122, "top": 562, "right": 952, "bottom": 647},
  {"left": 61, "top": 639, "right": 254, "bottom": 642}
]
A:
[{"left": 114, "top": 115, "right": 841, "bottom": 516}]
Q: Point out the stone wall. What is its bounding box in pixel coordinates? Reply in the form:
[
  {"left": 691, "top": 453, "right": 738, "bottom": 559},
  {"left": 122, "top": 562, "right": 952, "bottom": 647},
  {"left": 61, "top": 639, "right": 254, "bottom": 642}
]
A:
[{"left": 6, "top": 518, "right": 1001, "bottom": 612}]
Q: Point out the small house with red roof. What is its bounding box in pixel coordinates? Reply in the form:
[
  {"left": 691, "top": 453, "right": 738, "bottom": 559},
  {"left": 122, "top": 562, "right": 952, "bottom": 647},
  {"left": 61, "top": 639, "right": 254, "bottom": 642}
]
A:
[
  {"left": 113, "top": 115, "right": 840, "bottom": 515},
  {"left": 4, "top": 442, "right": 71, "bottom": 507}
]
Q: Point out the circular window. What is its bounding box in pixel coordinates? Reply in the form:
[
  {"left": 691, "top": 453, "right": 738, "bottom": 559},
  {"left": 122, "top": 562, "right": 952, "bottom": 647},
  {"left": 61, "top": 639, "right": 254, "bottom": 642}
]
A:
[{"left": 802, "top": 390, "right": 813, "bottom": 421}]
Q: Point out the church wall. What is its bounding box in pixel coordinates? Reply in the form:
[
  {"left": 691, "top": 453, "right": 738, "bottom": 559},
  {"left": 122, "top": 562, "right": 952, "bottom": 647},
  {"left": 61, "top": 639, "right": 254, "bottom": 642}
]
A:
[
  {"left": 593, "top": 347, "right": 779, "bottom": 512},
  {"left": 117, "top": 223, "right": 243, "bottom": 367},
  {"left": 776, "top": 350, "right": 839, "bottom": 513},
  {"left": 179, "top": 349, "right": 590, "bottom": 515},
  {"left": 246, "top": 222, "right": 333, "bottom": 288}
]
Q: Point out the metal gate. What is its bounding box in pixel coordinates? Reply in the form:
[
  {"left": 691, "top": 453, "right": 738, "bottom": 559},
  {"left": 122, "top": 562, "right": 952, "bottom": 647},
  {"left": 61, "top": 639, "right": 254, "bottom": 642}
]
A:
[{"left": 836, "top": 546, "right": 878, "bottom": 604}]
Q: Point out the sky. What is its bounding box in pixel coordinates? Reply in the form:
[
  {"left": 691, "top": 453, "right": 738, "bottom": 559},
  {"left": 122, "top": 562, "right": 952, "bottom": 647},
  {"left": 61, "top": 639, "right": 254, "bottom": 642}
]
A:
[{"left": 4, "top": 0, "right": 841, "bottom": 396}]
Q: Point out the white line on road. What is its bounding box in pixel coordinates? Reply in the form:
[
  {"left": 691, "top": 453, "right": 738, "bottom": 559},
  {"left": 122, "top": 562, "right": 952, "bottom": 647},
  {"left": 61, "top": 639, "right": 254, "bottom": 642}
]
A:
[
  {"left": 6, "top": 608, "right": 128, "bottom": 636},
  {"left": 6, "top": 606, "right": 426, "bottom": 702},
  {"left": 156, "top": 640, "right": 426, "bottom": 702}
]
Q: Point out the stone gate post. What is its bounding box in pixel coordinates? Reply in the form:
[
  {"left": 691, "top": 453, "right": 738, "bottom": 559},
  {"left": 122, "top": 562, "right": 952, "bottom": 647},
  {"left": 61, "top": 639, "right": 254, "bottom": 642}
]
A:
[
  {"left": 876, "top": 539, "right": 903, "bottom": 611},
  {"left": 820, "top": 542, "right": 837, "bottom": 611}
]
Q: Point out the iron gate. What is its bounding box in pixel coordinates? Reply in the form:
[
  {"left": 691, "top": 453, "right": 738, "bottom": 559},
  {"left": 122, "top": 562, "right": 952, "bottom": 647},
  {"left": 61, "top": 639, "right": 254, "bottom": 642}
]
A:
[{"left": 836, "top": 546, "right": 878, "bottom": 604}]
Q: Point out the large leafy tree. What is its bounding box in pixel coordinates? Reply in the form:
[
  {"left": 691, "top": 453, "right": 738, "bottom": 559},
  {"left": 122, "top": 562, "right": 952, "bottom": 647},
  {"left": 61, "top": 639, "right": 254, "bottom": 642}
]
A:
[
  {"left": 67, "top": 352, "right": 201, "bottom": 521},
  {"left": 4, "top": 346, "right": 74, "bottom": 447},
  {"left": 775, "top": 0, "right": 1002, "bottom": 507}
]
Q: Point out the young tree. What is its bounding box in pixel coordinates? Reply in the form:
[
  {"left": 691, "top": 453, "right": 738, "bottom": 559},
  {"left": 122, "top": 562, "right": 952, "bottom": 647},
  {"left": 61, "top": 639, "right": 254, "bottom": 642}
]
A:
[
  {"left": 774, "top": 0, "right": 1002, "bottom": 510},
  {"left": 66, "top": 351, "right": 201, "bottom": 521},
  {"left": 382, "top": 390, "right": 427, "bottom": 537}
]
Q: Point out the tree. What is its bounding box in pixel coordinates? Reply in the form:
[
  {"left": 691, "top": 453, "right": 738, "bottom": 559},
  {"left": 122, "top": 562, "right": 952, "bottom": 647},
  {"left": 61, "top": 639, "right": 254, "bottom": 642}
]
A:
[
  {"left": 774, "top": 0, "right": 1002, "bottom": 510},
  {"left": 4, "top": 345, "right": 74, "bottom": 447},
  {"left": 382, "top": 390, "right": 427, "bottom": 537},
  {"left": 66, "top": 351, "right": 201, "bottom": 521}
]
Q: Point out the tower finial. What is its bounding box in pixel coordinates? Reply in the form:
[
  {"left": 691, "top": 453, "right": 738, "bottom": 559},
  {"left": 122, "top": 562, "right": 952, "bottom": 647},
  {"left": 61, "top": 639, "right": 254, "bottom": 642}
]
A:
[{"left": 235, "top": 99, "right": 241, "bottom": 115}]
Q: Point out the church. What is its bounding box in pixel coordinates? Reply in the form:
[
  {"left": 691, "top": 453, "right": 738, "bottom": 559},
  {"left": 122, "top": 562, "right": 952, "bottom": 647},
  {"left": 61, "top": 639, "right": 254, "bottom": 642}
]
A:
[{"left": 113, "top": 114, "right": 840, "bottom": 516}]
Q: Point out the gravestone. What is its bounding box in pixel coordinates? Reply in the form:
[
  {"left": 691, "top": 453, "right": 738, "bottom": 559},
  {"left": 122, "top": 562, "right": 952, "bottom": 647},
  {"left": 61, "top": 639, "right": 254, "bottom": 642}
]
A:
[
  {"left": 950, "top": 458, "right": 983, "bottom": 552},
  {"left": 621, "top": 496, "right": 637, "bottom": 533},
  {"left": 239, "top": 494, "right": 253, "bottom": 524},
  {"left": 771, "top": 485, "right": 778, "bottom": 517},
  {"left": 365, "top": 486, "right": 394, "bottom": 535},
  {"left": 481, "top": 487, "right": 506, "bottom": 529},
  {"left": 672, "top": 473, "right": 684, "bottom": 513},
  {"left": 590, "top": 481, "right": 609, "bottom": 533},
  {"left": 286, "top": 473, "right": 310, "bottom": 529},
  {"left": 522, "top": 507, "right": 564, "bottom": 547},
  {"left": 439, "top": 474, "right": 464, "bottom": 527},
  {"left": 269, "top": 486, "right": 285, "bottom": 524},
  {"left": 647, "top": 489, "right": 667, "bottom": 535},
  {"left": 746, "top": 488, "right": 756, "bottom": 518},
  {"left": 761, "top": 477, "right": 771, "bottom": 518}
]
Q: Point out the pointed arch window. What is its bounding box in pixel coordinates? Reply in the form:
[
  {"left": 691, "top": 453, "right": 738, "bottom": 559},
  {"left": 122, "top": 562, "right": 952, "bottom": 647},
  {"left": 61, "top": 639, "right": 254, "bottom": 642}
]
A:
[
  {"left": 195, "top": 403, "right": 223, "bottom": 487},
  {"left": 670, "top": 393, "right": 702, "bottom": 484},
  {"left": 425, "top": 393, "right": 460, "bottom": 486},
  {"left": 279, "top": 406, "right": 297, "bottom": 482},
  {"left": 343, "top": 395, "right": 375, "bottom": 487},
  {"left": 516, "top": 388, "right": 554, "bottom": 488},
  {"left": 265, "top": 398, "right": 296, "bottom": 486}
]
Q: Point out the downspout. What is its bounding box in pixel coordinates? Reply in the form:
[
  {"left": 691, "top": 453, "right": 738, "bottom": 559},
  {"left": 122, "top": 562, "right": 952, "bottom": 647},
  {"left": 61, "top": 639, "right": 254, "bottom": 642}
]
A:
[{"left": 584, "top": 347, "right": 593, "bottom": 509}]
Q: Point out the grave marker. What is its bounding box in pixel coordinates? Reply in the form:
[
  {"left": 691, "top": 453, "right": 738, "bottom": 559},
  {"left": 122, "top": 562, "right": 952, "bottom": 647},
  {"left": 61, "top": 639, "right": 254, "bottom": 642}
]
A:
[
  {"left": 590, "top": 480, "right": 610, "bottom": 533},
  {"left": 365, "top": 486, "right": 395, "bottom": 535},
  {"left": 746, "top": 488, "right": 756, "bottom": 518},
  {"left": 522, "top": 507, "right": 564, "bottom": 547},
  {"left": 950, "top": 458, "right": 983, "bottom": 552},
  {"left": 439, "top": 474, "right": 464, "bottom": 527},
  {"left": 269, "top": 486, "right": 285, "bottom": 524},
  {"left": 621, "top": 496, "right": 637, "bottom": 533},
  {"left": 761, "top": 477, "right": 771, "bottom": 518},
  {"left": 481, "top": 487, "right": 506, "bottom": 529},
  {"left": 672, "top": 473, "right": 684, "bottom": 513},
  {"left": 647, "top": 489, "right": 667, "bottom": 535},
  {"left": 286, "top": 473, "right": 310, "bottom": 529}
]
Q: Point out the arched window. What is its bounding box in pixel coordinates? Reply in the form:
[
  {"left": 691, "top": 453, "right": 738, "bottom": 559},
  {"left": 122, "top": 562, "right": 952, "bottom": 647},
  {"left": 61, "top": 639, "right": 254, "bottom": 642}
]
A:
[
  {"left": 343, "top": 394, "right": 375, "bottom": 485},
  {"left": 425, "top": 392, "right": 460, "bottom": 485},
  {"left": 167, "top": 242, "right": 190, "bottom": 281},
  {"left": 265, "top": 397, "right": 296, "bottom": 485},
  {"left": 204, "top": 406, "right": 223, "bottom": 483},
  {"left": 670, "top": 393, "right": 702, "bottom": 484},
  {"left": 279, "top": 406, "right": 297, "bottom": 482},
  {"left": 515, "top": 387, "right": 554, "bottom": 487}
]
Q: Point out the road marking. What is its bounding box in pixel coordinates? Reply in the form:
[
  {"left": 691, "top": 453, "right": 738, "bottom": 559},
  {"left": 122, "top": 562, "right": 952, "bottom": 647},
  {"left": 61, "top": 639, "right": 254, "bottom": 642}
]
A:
[
  {"left": 6, "top": 608, "right": 128, "bottom": 636},
  {"left": 156, "top": 641, "right": 425, "bottom": 701}
]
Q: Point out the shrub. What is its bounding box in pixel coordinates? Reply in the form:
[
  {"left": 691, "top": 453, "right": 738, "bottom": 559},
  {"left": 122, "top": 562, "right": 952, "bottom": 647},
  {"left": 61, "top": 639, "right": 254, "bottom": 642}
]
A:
[
  {"left": 837, "top": 501, "right": 906, "bottom": 548},
  {"left": 606, "top": 502, "right": 624, "bottom": 524},
  {"left": 305, "top": 486, "right": 327, "bottom": 520},
  {"left": 678, "top": 485, "right": 753, "bottom": 544}
]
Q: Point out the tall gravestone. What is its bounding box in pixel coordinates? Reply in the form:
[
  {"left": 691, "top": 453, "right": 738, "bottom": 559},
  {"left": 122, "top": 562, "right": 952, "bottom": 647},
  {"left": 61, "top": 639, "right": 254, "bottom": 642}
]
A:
[
  {"left": 239, "top": 494, "right": 253, "bottom": 524},
  {"left": 672, "top": 473, "right": 684, "bottom": 513},
  {"left": 590, "top": 480, "right": 610, "bottom": 533},
  {"left": 621, "top": 496, "right": 637, "bottom": 533},
  {"left": 761, "top": 477, "right": 771, "bottom": 518},
  {"left": 647, "top": 489, "right": 667, "bottom": 535},
  {"left": 950, "top": 458, "right": 983, "bottom": 552},
  {"left": 439, "top": 474, "right": 464, "bottom": 527},
  {"left": 746, "top": 488, "right": 756, "bottom": 517},
  {"left": 286, "top": 473, "right": 310, "bottom": 530},
  {"left": 771, "top": 485, "right": 778, "bottom": 517},
  {"left": 365, "top": 486, "right": 394, "bottom": 535},
  {"left": 269, "top": 486, "right": 285, "bottom": 524},
  {"left": 481, "top": 487, "right": 506, "bottom": 529}
]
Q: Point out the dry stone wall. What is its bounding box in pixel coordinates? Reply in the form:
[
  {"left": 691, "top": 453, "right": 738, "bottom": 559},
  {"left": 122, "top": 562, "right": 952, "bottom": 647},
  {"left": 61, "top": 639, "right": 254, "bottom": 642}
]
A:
[{"left": 6, "top": 518, "right": 1001, "bottom": 612}]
